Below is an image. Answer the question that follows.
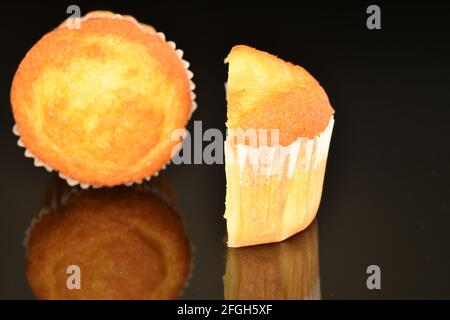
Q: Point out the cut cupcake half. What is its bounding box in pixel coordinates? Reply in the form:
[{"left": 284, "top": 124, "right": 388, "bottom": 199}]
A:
[{"left": 224, "top": 45, "right": 334, "bottom": 247}]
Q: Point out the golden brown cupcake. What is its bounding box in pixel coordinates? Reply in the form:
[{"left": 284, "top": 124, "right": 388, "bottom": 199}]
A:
[
  {"left": 11, "top": 11, "right": 196, "bottom": 188},
  {"left": 25, "top": 176, "right": 191, "bottom": 300},
  {"left": 224, "top": 221, "right": 320, "bottom": 299},
  {"left": 225, "top": 45, "right": 334, "bottom": 247}
]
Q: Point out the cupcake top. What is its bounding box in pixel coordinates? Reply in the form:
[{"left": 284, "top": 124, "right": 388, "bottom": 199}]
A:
[
  {"left": 226, "top": 45, "right": 334, "bottom": 145},
  {"left": 11, "top": 11, "right": 192, "bottom": 186}
]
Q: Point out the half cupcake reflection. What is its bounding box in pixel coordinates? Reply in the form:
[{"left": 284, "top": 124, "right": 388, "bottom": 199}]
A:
[
  {"left": 224, "top": 221, "right": 320, "bottom": 300},
  {"left": 25, "top": 176, "right": 191, "bottom": 300}
]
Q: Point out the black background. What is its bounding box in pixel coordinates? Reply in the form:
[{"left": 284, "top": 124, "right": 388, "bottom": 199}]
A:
[{"left": 1, "top": 0, "right": 449, "bottom": 299}]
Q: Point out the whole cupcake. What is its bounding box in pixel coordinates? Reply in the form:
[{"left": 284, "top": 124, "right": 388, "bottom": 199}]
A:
[
  {"left": 25, "top": 176, "right": 191, "bottom": 300},
  {"left": 10, "top": 11, "right": 196, "bottom": 188},
  {"left": 224, "top": 45, "right": 334, "bottom": 247}
]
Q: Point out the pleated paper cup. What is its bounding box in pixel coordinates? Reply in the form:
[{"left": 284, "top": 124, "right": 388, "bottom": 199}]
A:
[{"left": 225, "top": 117, "right": 334, "bottom": 247}]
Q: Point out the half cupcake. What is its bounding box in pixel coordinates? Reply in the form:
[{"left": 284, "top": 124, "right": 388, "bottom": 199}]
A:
[{"left": 224, "top": 45, "right": 334, "bottom": 247}]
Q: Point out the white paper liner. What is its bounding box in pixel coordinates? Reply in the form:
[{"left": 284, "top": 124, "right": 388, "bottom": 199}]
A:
[
  {"left": 224, "top": 118, "right": 334, "bottom": 247},
  {"left": 13, "top": 12, "right": 197, "bottom": 189}
]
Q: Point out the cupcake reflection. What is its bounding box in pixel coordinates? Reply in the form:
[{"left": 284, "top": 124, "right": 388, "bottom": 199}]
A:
[
  {"left": 25, "top": 177, "right": 191, "bottom": 300},
  {"left": 224, "top": 221, "right": 320, "bottom": 300}
]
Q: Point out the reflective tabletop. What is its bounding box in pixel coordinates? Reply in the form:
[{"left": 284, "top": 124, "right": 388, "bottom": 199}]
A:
[{"left": 1, "top": 1, "right": 450, "bottom": 299}]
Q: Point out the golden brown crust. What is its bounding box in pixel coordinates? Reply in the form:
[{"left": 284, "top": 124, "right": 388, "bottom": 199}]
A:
[
  {"left": 11, "top": 12, "right": 191, "bottom": 186},
  {"left": 26, "top": 178, "right": 190, "bottom": 300},
  {"left": 226, "top": 45, "right": 334, "bottom": 144}
]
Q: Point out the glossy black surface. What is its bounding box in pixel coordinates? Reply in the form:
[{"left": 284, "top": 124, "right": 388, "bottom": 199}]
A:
[{"left": 1, "top": 1, "right": 450, "bottom": 299}]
